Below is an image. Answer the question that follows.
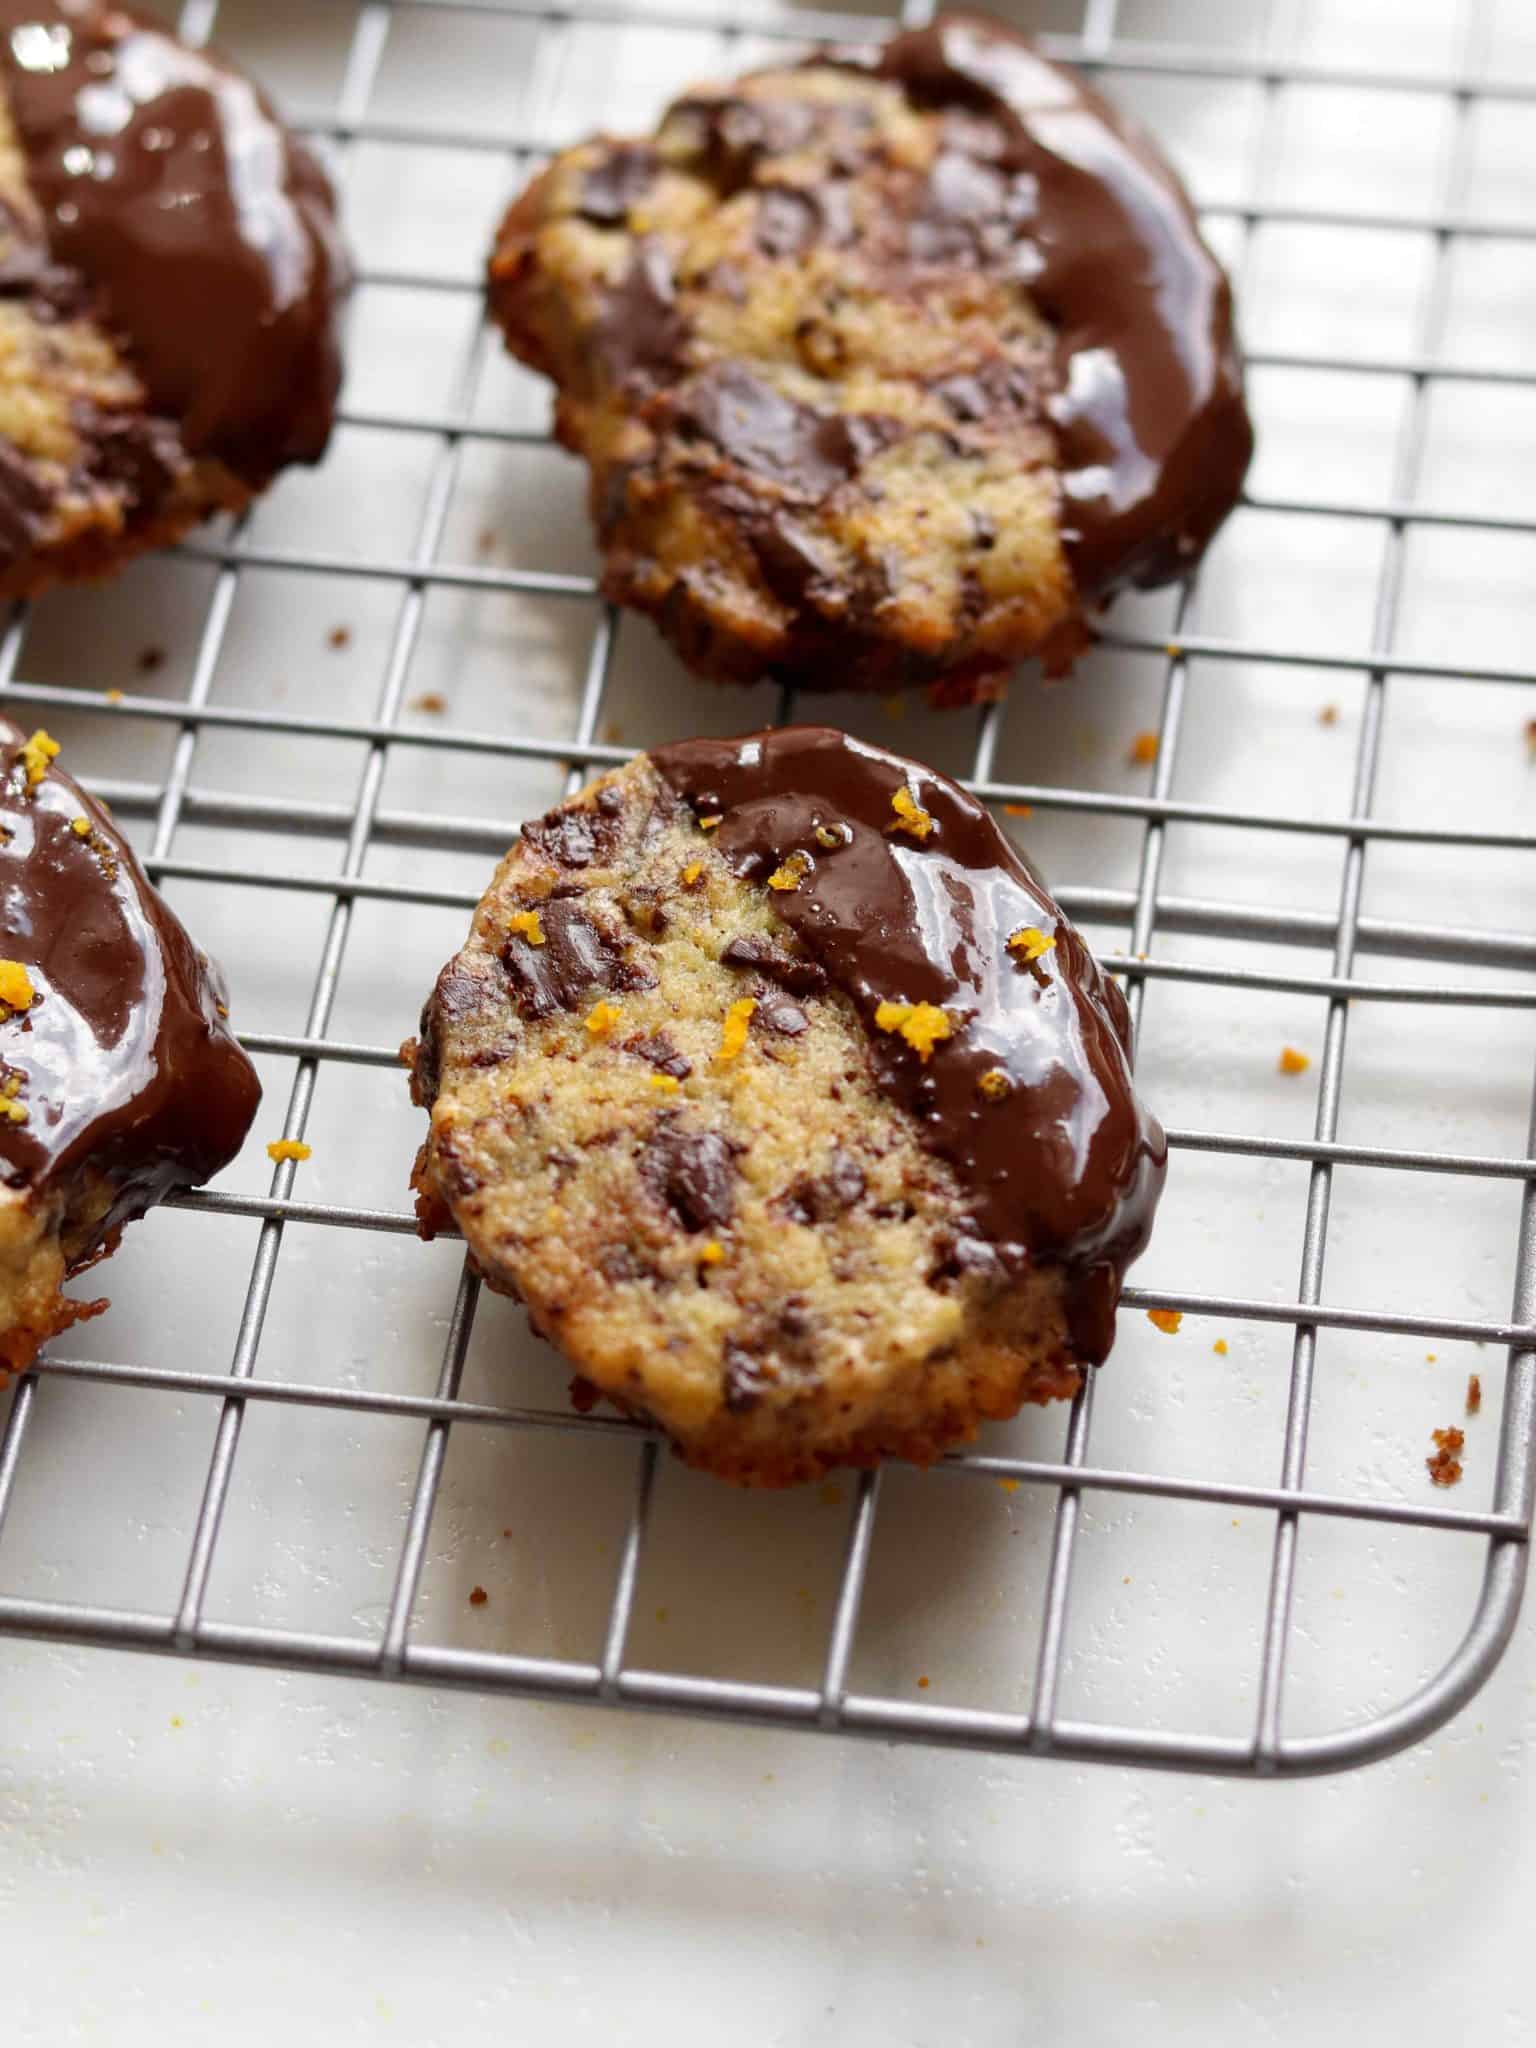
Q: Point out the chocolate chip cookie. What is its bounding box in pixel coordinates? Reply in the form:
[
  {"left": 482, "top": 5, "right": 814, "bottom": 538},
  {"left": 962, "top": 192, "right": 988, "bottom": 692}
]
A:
[
  {"left": 0, "top": 1, "right": 347, "bottom": 599},
  {"left": 0, "top": 716, "right": 261, "bottom": 1374},
  {"left": 488, "top": 11, "right": 1250, "bottom": 700},
  {"left": 406, "top": 727, "right": 1165, "bottom": 1485}
]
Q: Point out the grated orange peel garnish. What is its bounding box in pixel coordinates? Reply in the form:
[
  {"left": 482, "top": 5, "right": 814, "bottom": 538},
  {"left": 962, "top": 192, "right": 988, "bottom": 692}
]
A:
[
  {"left": 698, "top": 1240, "right": 726, "bottom": 1267},
  {"left": 267, "top": 1139, "right": 312, "bottom": 1163},
  {"left": 19, "top": 730, "right": 59, "bottom": 788},
  {"left": 886, "top": 784, "right": 935, "bottom": 841},
  {"left": 977, "top": 1067, "right": 1011, "bottom": 1101},
  {"left": 648, "top": 1073, "right": 681, "bottom": 1094},
  {"left": 1278, "top": 1046, "right": 1310, "bottom": 1075},
  {"left": 681, "top": 861, "right": 704, "bottom": 887},
  {"left": 506, "top": 909, "right": 545, "bottom": 947},
  {"left": 873, "top": 999, "right": 952, "bottom": 1062},
  {"left": 1008, "top": 925, "right": 1056, "bottom": 964},
  {"left": 585, "top": 1000, "right": 622, "bottom": 1038},
  {"left": 1147, "top": 1309, "right": 1182, "bottom": 1334},
  {"left": 715, "top": 997, "right": 756, "bottom": 1064},
  {"left": 0, "top": 961, "right": 35, "bottom": 1013},
  {"left": 767, "top": 850, "right": 811, "bottom": 893}
]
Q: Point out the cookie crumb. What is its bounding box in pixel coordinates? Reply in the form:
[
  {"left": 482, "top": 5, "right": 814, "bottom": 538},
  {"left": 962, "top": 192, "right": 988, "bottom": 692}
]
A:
[
  {"left": 1319, "top": 703, "right": 1339, "bottom": 727},
  {"left": 1525, "top": 716, "right": 1536, "bottom": 757},
  {"left": 585, "top": 999, "right": 621, "bottom": 1038},
  {"left": 1467, "top": 1374, "right": 1482, "bottom": 1416},
  {"left": 1213, "top": 1338, "right": 1228, "bottom": 1356},
  {"left": 411, "top": 691, "right": 448, "bottom": 714},
  {"left": 476, "top": 527, "right": 496, "bottom": 555},
  {"left": 715, "top": 997, "right": 756, "bottom": 1064},
  {"left": 1278, "top": 1045, "right": 1310, "bottom": 1075},
  {"left": 916, "top": 1675, "right": 930, "bottom": 1690},
  {"left": 1427, "top": 1426, "right": 1464, "bottom": 1488},
  {"left": 873, "top": 999, "right": 952, "bottom": 1062},
  {"left": 266, "top": 1139, "right": 312, "bottom": 1163},
  {"left": 1128, "top": 731, "right": 1159, "bottom": 766},
  {"left": 327, "top": 625, "right": 351, "bottom": 650},
  {"left": 1007, "top": 924, "right": 1055, "bottom": 964},
  {"left": 507, "top": 909, "right": 546, "bottom": 947},
  {"left": 1147, "top": 1309, "right": 1182, "bottom": 1334},
  {"left": 1003, "top": 801, "right": 1033, "bottom": 818},
  {"left": 469, "top": 1585, "right": 489, "bottom": 1607},
  {"left": 886, "top": 785, "right": 935, "bottom": 841},
  {"left": 137, "top": 646, "right": 165, "bottom": 674}
]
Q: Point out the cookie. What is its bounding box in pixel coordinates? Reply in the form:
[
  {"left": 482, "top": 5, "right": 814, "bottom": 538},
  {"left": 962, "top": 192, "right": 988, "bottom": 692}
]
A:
[
  {"left": 0, "top": 0, "right": 347, "bottom": 600},
  {"left": 0, "top": 716, "right": 260, "bottom": 1373},
  {"left": 406, "top": 726, "right": 1164, "bottom": 1485},
  {"left": 487, "top": 11, "right": 1250, "bottom": 700}
]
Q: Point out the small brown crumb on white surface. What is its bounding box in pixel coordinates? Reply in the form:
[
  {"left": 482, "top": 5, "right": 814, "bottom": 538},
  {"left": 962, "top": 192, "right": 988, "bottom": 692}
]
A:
[
  {"left": 411, "top": 692, "right": 448, "bottom": 714},
  {"left": 327, "top": 625, "right": 352, "bottom": 650},
  {"left": 1318, "top": 703, "right": 1339, "bottom": 727},
  {"left": 1128, "top": 730, "right": 1159, "bottom": 766},
  {"left": 469, "top": 1585, "right": 488, "bottom": 1607},
  {"left": 137, "top": 646, "right": 165, "bottom": 675},
  {"left": 1427, "top": 1425, "right": 1464, "bottom": 1488},
  {"left": 1467, "top": 1374, "right": 1483, "bottom": 1416}
]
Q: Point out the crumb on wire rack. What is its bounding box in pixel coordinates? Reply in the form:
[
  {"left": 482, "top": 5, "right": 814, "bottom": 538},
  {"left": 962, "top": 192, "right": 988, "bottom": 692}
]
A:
[
  {"left": 1467, "top": 1374, "right": 1483, "bottom": 1416},
  {"left": 1427, "top": 1426, "right": 1465, "bottom": 1488}
]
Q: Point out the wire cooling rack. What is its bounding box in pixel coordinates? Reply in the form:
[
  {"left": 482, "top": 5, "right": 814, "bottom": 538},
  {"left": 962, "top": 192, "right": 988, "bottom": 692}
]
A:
[{"left": 0, "top": 0, "right": 1529, "bottom": 1780}]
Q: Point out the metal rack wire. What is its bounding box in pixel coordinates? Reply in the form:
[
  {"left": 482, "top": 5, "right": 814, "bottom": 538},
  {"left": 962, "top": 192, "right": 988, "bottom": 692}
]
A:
[{"left": 0, "top": 0, "right": 1530, "bottom": 1777}]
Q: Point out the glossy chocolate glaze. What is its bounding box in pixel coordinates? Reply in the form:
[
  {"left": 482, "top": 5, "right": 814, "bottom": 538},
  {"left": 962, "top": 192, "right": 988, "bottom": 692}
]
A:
[
  {"left": 0, "top": 717, "right": 259, "bottom": 1255},
  {"left": 0, "top": 0, "right": 345, "bottom": 482},
  {"left": 652, "top": 726, "right": 1165, "bottom": 1362},
  {"left": 846, "top": 12, "right": 1252, "bottom": 598}
]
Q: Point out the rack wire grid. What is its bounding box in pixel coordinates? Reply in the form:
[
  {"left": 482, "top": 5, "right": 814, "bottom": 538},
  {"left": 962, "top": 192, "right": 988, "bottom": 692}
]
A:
[{"left": 0, "top": 0, "right": 1529, "bottom": 1782}]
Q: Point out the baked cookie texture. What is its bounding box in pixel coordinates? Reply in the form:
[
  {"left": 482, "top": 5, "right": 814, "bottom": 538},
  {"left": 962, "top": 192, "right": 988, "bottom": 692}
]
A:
[
  {"left": 0, "top": 716, "right": 260, "bottom": 1375},
  {"left": 0, "top": 0, "right": 347, "bottom": 599},
  {"left": 488, "top": 11, "right": 1251, "bottom": 701},
  {"left": 407, "top": 727, "right": 1165, "bottom": 1486}
]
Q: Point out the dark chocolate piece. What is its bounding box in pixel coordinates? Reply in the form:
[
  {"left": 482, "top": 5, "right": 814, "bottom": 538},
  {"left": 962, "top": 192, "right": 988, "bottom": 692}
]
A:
[
  {"left": 499, "top": 899, "right": 655, "bottom": 1020},
  {"left": 653, "top": 726, "right": 1165, "bottom": 1361},
  {"left": 0, "top": 715, "right": 259, "bottom": 1246},
  {"left": 0, "top": 0, "right": 347, "bottom": 485},
  {"left": 638, "top": 1119, "right": 738, "bottom": 1233},
  {"left": 578, "top": 144, "right": 659, "bottom": 225},
  {"left": 836, "top": 12, "right": 1252, "bottom": 597},
  {"left": 673, "top": 364, "right": 897, "bottom": 500}
]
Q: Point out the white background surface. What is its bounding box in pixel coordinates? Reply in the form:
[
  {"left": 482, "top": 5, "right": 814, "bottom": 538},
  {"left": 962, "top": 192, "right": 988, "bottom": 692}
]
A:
[{"left": 1, "top": 0, "right": 1534, "bottom": 2041}]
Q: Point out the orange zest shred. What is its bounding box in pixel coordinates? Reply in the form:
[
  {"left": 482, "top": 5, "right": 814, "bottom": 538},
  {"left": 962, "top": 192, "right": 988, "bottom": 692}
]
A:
[
  {"left": 873, "top": 999, "right": 952, "bottom": 1062},
  {"left": 681, "top": 861, "right": 704, "bottom": 887},
  {"left": 267, "top": 1139, "right": 312, "bottom": 1163},
  {"left": 506, "top": 909, "right": 546, "bottom": 947},
  {"left": 1129, "top": 731, "right": 1159, "bottom": 766},
  {"left": 1147, "top": 1309, "right": 1183, "bottom": 1334},
  {"left": 0, "top": 961, "right": 35, "bottom": 1012},
  {"left": 716, "top": 997, "right": 756, "bottom": 1063},
  {"left": 886, "top": 784, "right": 935, "bottom": 841},
  {"left": 104, "top": 689, "right": 125, "bottom": 705},
  {"left": 1278, "top": 1045, "right": 1310, "bottom": 1075},
  {"left": 767, "top": 851, "right": 811, "bottom": 892},
  {"left": 0, "top": 1098, "right": 27, "bottom": 1124},
  {"left": 698, "top": 1240, "right": 726, "bottom": 1267},
  {"left": 70, "top": 816, "right": 91, "bottom": 838},
  {"left": 585, "top": 1000, "right": 621, "bottom": 1038},
  {"left": 1008, "top": 925, "right": 1056, "bottom": 964},
  {"left": 20, "top": 730, "right": 59, "bottom": 787},
  {"left": 698, "top": 814, "right": 722, "bottom": 833},
  {"left": 977, "top": 1067, "right": 1011, "bottom": 1101},
  {"left": 1003, "top": 802, "right": 1033, "bottom": 818},
  {"left": 1213, "top": 1338, "right": 1229, "bottom": 1356},
  {"left": 648, "top": 1073, "right": 681, "bottom": 1094}
]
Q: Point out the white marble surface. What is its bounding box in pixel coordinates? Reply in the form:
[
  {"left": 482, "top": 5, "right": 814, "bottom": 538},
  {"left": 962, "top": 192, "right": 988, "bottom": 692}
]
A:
[{"left": 1, "top": 0, "right": 1533, "bottom": 2040}]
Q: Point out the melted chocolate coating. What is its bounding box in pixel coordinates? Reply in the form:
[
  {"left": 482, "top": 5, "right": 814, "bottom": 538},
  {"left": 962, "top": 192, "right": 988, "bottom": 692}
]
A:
[
  {"left": 652, "top": 726, "right": 1165, "bottom": 1362},
  {"left": 841, "top": 12, "right": 1252, "bottom": 597},
  {"left": 0, "top": 0, "right": 346, "bottom": 483},
  {"left": 0, "top": 717, "right": 260, "bottom": 1254}
]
